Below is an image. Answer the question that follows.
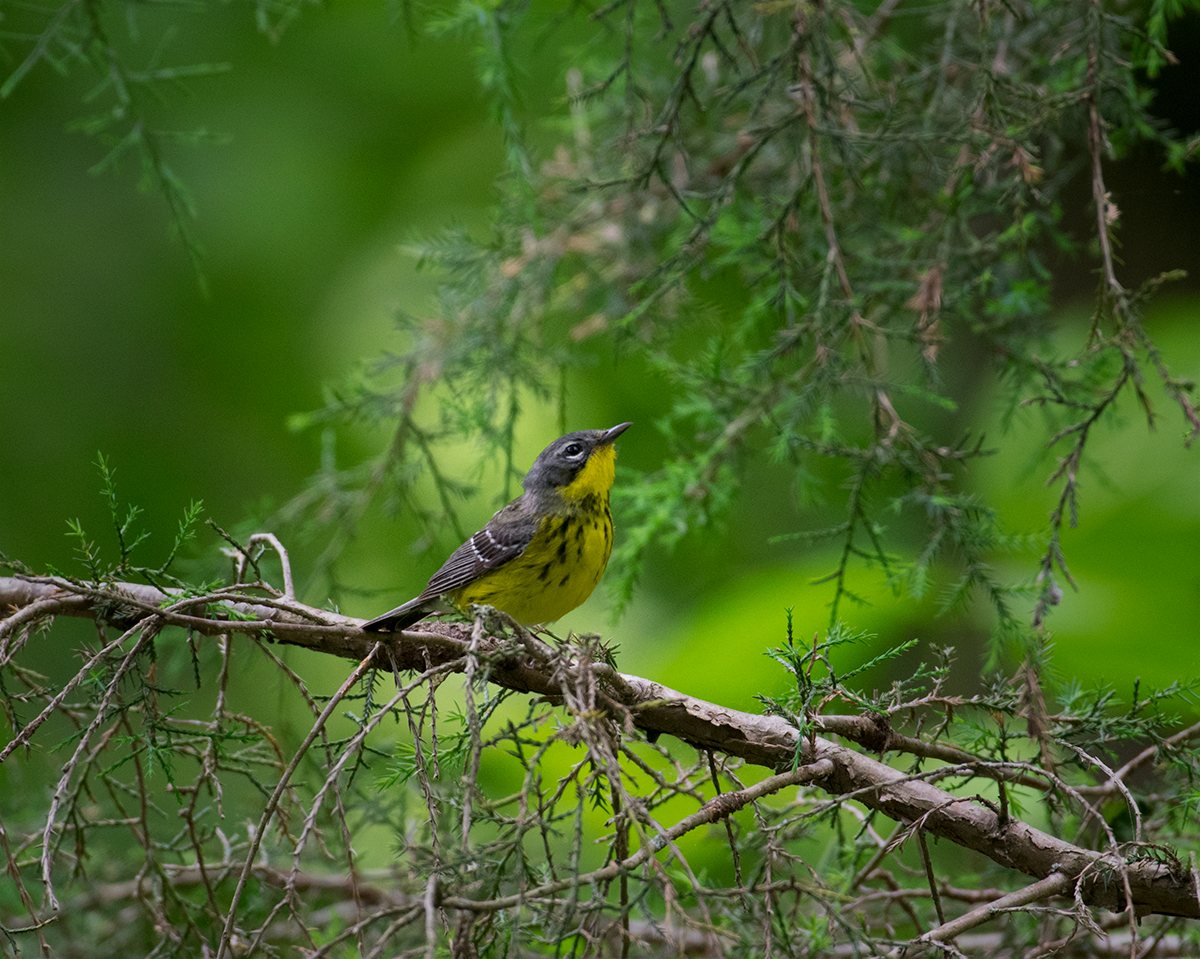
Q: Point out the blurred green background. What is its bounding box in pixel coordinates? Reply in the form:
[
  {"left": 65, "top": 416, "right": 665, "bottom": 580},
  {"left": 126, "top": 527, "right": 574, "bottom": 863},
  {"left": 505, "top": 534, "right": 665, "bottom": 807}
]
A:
[{"left": 2, "top": 1, "right": 1200, "bottom": 723}]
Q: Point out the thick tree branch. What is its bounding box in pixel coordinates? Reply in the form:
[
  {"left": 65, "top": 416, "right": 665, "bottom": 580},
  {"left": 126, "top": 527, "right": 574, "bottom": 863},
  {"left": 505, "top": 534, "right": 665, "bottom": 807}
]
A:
[{"left": 2, "top": 574, "right": 1198, "bottom": 920}]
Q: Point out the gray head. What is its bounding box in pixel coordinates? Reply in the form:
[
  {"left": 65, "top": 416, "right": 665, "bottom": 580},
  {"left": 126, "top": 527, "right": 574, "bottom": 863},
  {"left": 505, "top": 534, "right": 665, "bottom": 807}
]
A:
[{"left": 522, "top": 423, "right": 632, "bottom": 495}]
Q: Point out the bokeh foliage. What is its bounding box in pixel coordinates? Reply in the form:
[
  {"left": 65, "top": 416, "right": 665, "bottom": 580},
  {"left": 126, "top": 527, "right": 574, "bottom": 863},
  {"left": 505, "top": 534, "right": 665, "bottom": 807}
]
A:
[
  {"left": 4, "top": 0, "right": 1200, "bottom": 956},
  {"left": 279, "top": 0, "right": 1200, "bottom": 661}
]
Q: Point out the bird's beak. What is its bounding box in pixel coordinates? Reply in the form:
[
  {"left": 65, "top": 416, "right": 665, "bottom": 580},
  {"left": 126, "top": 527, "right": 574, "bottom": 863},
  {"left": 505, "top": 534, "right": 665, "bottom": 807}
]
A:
[{"left": 601, "top": 422, "right": 633, "bottom": 444}]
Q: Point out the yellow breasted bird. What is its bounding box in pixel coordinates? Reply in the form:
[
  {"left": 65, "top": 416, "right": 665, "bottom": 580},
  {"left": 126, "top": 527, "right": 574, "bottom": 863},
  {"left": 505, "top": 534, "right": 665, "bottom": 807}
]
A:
[{"left": 362, "top": 423, "right": 631, "bottom": 633}]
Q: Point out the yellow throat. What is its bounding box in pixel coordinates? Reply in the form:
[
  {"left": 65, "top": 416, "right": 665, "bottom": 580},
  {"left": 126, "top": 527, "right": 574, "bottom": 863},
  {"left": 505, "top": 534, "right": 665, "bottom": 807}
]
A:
[
  {"left": 453, "top": 441, "right": 618, "bottom": 624},
  {"left": 559, "top": 443, "right": 617, "bottom": 503}
]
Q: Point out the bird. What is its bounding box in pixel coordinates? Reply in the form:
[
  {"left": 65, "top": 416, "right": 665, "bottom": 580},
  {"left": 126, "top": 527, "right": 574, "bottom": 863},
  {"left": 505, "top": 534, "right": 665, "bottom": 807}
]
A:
[{"left": 361, "top": 422, "right": 632, "bottom": 633}]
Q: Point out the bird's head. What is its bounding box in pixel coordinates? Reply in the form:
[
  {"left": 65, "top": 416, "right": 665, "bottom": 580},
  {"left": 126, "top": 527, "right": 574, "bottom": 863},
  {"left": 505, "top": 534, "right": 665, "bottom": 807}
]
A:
[{"left": 524, "top": 422, "right": 632, "bottom": 502}]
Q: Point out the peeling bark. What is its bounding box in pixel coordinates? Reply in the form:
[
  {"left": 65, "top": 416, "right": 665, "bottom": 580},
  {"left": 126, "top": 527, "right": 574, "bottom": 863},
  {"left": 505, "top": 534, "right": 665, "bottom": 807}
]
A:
[{"left": 2, "top": 574, "right": 1197, "bottom": 920}]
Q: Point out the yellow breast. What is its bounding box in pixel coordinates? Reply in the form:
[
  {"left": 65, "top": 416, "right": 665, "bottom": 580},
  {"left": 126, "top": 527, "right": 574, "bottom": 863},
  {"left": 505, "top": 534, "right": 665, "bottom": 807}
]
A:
[{"left": 453, "top": 511, "right": 614, "bottom": 625}]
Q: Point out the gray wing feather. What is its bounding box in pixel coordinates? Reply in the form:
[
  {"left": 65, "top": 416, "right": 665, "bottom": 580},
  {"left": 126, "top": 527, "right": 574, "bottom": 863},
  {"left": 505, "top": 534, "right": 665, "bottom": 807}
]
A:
[
  {"left": 419, "top": 500, "right": 539, "bottom": 598},
  {"left": 361, "top": 499, "right": 540, "bottom": 633}
]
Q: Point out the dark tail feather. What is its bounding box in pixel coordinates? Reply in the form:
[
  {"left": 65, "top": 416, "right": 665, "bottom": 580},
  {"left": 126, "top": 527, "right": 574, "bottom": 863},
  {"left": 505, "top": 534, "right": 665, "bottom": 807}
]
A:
[{"left": 361, "top": 596, "right": 439, "bottom": 632}]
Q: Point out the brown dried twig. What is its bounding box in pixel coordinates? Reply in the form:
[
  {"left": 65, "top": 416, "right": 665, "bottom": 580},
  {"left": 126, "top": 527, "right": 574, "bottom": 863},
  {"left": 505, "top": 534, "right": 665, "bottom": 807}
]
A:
[{"left": 2, "top": 574, "right": 1199, "bottom": 926}]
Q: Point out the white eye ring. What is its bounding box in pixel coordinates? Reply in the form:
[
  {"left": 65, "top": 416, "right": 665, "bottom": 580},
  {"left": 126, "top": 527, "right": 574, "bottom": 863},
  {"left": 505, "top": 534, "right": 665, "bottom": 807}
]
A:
[{"left": 564, "top": 443, "right": 584, "bottom": 457}]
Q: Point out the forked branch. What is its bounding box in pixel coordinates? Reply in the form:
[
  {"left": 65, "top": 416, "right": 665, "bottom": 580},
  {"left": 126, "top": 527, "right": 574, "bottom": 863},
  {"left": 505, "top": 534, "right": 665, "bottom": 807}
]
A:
[{"left": 2, "top": 573, "right": 1197, "bottom": 924}]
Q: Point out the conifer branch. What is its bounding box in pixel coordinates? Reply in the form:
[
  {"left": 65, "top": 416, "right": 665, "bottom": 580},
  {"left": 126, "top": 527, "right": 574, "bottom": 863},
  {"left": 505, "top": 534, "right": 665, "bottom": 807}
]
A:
[{"left": 3, "top": 573, "right": 1198, "bottom": 922}]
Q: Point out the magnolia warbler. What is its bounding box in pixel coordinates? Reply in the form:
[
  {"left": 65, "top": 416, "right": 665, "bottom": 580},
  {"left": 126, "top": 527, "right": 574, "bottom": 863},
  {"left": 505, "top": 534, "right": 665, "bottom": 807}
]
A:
[{"left": 362, "top": 423, "right": 631, "bottom": 632}]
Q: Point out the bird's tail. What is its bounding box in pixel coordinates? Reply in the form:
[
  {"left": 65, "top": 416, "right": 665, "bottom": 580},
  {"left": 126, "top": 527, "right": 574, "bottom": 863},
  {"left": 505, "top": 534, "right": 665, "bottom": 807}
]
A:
[{"left": 360, "top": 596, "right": 442, "bottom": 632}]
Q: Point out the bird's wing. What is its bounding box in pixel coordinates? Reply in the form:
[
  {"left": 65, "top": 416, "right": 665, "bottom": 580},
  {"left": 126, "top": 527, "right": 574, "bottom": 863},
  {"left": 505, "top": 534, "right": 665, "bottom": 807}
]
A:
[
  {"left": 419, "top": 500, "right": 541, "bottom": 598},
  {"left": 361, "top": 500, "right": 540, "bottom": 633}
]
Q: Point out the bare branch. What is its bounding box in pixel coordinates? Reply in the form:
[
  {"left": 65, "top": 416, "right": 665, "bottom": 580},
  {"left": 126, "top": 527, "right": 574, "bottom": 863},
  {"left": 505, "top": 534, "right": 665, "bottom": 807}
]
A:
[
  {"left": 905, "top": 872, "right": 1074, "bottom": 954},
  {"left": 3, "top": 574, "right": 1199, "bottom": 922}
]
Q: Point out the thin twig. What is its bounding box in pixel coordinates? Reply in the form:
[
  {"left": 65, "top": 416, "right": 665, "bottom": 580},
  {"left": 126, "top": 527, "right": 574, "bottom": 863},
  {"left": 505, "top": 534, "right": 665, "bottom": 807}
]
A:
[{"left": 215, "top": 644, "right": 382, "bottom": 959}]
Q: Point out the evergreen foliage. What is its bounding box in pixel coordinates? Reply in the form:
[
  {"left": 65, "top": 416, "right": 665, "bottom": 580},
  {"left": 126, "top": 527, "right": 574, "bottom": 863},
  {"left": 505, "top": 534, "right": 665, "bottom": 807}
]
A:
[
  {"left": 287, "top": 0, "right": 1199, "bottom": 645},
  {"left": 3, "top": 0, "right": 1200, "bottom": 956}
]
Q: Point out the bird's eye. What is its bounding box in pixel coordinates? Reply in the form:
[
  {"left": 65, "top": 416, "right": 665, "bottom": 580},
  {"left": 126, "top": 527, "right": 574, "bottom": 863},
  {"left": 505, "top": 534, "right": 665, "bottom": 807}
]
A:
[{"left": 564, "top": 443, "right": 584, "bottom": 457}]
